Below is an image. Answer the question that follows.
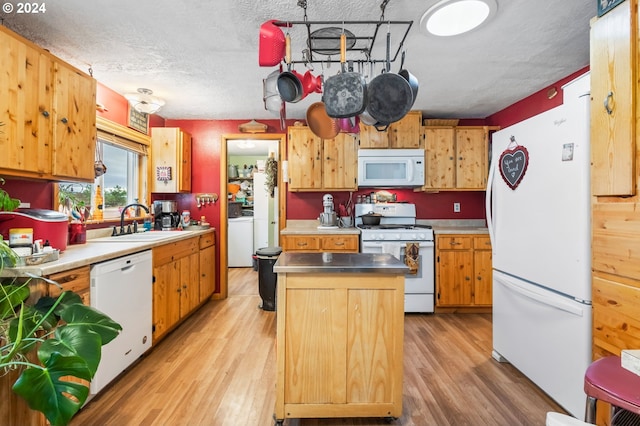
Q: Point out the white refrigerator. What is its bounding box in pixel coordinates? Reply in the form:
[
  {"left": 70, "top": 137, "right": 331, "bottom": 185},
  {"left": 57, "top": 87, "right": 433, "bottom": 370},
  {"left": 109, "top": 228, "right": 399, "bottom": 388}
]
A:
[
  {"left": 253, "top": 172, "right": 278, "bottom": 250},
  {"left": 486, "top": 73, "right": 591, "bottom": 419}
]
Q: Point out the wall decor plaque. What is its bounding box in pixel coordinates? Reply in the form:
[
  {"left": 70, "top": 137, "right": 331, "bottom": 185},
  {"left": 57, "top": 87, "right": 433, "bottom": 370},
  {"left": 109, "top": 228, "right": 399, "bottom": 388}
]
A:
[
  {"left": 499, "top": 136, "right": 529, "bottom": 190},
  {"left": 128, "top": 105, "right": 149, "bottom": 134},
  {"left": 598, "top": 0, "right": 625, "bottom": 17}
]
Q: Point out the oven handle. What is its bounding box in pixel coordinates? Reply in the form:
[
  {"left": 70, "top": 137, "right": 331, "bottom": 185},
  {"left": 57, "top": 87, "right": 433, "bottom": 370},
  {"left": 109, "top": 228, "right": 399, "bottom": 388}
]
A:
[{"left": 362, "top": 241, "right": 434, "bottom": 249}]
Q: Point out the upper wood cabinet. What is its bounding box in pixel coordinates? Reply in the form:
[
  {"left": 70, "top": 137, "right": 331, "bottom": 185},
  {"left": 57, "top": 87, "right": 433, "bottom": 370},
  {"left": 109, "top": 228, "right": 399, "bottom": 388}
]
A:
[
  {"left": 287, "top": 126, "right": 358, "bottom": 191},
  {"left": 590, "top": 0, "right": 636, "bottom": 196},
  {"left": 359, "top": 110, "right": 422, "bottom": 149},
  {"left": 422, "top": 126, "right": 489, "bottom": 191},
  {"left": 151, "top": 127, "right": 192, "bottom": 193},
  {"left": 0, "top": 26, "right": 96, "bottom": 182},
  {"left": 51, "top": 62, "right": 98, "bottom": 181}
]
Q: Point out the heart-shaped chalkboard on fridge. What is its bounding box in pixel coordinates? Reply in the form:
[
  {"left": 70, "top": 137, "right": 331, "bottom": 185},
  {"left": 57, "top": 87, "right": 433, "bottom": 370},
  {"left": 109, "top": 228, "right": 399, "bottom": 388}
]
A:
[{"left": 499, "top": 141, "right": 529, "bottom": 190}]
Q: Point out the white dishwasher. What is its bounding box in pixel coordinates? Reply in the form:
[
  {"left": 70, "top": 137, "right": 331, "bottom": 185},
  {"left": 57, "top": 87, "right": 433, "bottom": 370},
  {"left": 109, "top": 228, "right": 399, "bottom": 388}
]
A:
[{"left": 90, "top": 250, "right": 152, "bottom": 395}]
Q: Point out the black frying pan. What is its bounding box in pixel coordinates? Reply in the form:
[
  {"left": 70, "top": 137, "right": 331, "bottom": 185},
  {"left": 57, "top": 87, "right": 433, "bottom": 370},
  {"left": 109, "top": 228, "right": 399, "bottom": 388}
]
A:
[
  {"left": 322, "top": 33, "right": 367, "bottom": 118},
  {"left": 365, "top": 31, "right": 413, "bottom": 126}
]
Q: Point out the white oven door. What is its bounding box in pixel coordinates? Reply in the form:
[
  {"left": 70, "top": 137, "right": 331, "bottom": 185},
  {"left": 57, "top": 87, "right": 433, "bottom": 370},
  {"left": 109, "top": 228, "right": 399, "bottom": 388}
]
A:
[{"left": 361, "top": 240, "right": 434, "bottom": 313}]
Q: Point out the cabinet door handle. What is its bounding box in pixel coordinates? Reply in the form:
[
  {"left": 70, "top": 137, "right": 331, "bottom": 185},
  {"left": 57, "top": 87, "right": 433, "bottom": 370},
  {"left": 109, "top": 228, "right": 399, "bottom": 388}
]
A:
[
  {"left": 297, "top": 242, "right": 308, "bottom": 246},
  {"left": 42, "top": 110, "right": 50, "bottom": 118},
  {"left": 60, "top": 117, "right": 68, "bottom": 124},
  {"left": 465, "top": 276, "right": 471, "bottom": 281},
  {"left": 334, "top": 242, "right": 344, "bottom": 246},
  {"left": 604, "top": 91, "right": 614, "bottom": 115},
  {"left": 477, "top": 276, "right": 482, "bottom": 280},
  {"left": 450, "top": 241, "right": 462, "bottom": 246}
]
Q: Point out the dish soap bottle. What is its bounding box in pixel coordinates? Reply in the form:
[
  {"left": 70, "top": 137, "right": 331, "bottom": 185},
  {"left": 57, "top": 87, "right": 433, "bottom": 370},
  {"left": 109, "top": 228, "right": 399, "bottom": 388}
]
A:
[{"left": 93, "top": 185, "right": 104, "bottom": 220}]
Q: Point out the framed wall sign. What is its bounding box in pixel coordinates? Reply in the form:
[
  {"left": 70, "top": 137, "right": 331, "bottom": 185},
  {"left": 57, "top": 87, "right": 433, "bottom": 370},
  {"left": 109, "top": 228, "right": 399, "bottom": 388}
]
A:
[
  {"left": 598, "top": 0, "right": 625, "bottom": 17},
  {"left": 127, "top": 105, "right": 149, "bottom": 134}
]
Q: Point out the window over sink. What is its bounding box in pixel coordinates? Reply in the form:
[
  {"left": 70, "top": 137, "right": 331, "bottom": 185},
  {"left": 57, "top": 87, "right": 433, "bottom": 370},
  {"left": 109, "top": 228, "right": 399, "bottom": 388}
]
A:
[{"left": 55, "top": 117, "right": 150, "bottom": 222}]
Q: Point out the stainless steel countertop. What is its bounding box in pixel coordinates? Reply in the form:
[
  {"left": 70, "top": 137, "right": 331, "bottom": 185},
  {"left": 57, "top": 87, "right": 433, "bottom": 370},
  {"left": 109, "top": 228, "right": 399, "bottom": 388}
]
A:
[{"left": 273, "top": 252, "right": 409, "bottom": 274}]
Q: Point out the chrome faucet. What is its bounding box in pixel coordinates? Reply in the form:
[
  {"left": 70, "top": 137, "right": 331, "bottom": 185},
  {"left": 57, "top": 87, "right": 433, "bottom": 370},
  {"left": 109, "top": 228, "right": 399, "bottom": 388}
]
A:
[{"left": 119, "top": 203, "right": 150, "bottom": 234}]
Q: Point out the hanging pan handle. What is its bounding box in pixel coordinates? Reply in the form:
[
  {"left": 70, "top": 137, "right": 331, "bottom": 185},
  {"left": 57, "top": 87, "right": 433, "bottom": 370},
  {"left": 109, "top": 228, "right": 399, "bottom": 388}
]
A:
[{"left": 285, "top": 33, "right": 292, "bottom": 71}]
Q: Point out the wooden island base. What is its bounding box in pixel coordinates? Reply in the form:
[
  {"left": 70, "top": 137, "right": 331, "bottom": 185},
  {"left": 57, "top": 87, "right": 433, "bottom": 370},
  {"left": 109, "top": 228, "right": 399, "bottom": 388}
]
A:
[{"left": 273, "top": 253, "right": 408, "bottom": 424}]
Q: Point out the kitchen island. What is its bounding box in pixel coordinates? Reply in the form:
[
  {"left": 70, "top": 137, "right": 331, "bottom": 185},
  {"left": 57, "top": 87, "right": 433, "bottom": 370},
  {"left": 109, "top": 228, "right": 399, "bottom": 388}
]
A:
[{"left": 273, "top": 252, "right": 408, "bottom": 425}]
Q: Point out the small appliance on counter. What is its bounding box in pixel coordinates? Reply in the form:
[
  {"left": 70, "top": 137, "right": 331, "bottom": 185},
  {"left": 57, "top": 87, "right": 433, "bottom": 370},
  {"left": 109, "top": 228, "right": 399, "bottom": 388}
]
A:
[
  {"left": 0, "top": 209, "right": 69, "bottom": 251},
  {"left": 318, "top": 194, "right": 338, "bottom": 229},
  {"left": 153, "top": 200, "right": 181, "bottom": 230}
]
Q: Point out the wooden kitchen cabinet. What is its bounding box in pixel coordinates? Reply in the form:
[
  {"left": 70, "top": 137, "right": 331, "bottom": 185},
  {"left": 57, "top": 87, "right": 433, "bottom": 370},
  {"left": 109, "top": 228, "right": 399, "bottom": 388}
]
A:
[
  {"left": 287, "top": 126, "right": 358, "bottom": 191},
  {"left": 151, "top": 127, "right": 192, "bottom": 193},
  {"left": 422, "top": 126, "right": 489, "bottom": 191},
  {"left": 0, "top": 25, "right": 96, "bottom": 183},
  {"left": 152, "top": 236, "right": 200, "bottom": 343},
  {"left": 46, "top": 265, "right": 91, "bottom": 305},
  {"left": 199, "top": 231, "right": 216, "bottom": 302},
  {"left": 436, "top": 234, "right": 492, "bottom": 309},
  {"left": 50, "top": 61, "right": 98, "bottom": 181},
  {"left": 359, "top": 110, "right": 422, "bottom": 149},
  {"left": 590, "top": 0, "right": 635, "bottom": 196},
  {"left": 281, "top": 234, "right": 359, "bottom": 253},
  {"left": 276, "top": 271, "right": 404, "bottom": 421}
]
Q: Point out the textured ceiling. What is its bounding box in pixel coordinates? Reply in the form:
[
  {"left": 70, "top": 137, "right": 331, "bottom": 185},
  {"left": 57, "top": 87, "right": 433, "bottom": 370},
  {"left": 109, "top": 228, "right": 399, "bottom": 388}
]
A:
[{"left": 2, "top": 0, "right": 595, "bottom": 121}]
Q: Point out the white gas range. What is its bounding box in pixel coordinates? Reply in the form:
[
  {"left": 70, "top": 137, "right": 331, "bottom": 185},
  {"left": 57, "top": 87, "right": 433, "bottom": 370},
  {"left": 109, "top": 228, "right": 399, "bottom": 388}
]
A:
[{"left": 355, "top": 203, "right": 434, "bottom": 313}]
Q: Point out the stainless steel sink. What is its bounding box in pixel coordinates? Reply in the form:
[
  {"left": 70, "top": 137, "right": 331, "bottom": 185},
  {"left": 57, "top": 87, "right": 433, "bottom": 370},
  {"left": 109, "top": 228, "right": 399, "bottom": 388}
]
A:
[{"left": 90, "top": 231, "right": 185, "bottom": 243}]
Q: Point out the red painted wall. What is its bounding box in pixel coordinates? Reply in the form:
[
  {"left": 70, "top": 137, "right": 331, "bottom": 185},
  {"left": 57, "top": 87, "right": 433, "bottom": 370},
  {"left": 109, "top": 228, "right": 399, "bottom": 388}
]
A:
[{"left": 486, "top": 66, "right": 590, "bottom": 128}]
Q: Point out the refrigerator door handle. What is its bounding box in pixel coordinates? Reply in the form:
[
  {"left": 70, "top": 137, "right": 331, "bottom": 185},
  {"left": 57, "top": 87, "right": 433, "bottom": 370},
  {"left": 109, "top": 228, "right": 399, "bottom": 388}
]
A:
[
  {"left": 496, "top": 274, "right": 585, "bottom": 317},
  {"left": 485, "top": 155, "right": 496, "bottom": 246}
]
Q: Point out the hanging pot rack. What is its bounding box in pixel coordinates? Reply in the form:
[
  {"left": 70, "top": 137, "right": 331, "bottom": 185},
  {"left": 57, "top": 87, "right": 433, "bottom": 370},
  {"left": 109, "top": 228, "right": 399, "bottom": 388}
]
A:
[
  {"left": 271, "top": 1, "right": 412, "bottom": 66},
  {"left": 272, "top": 19, "right": 412, "bottom": 66}
]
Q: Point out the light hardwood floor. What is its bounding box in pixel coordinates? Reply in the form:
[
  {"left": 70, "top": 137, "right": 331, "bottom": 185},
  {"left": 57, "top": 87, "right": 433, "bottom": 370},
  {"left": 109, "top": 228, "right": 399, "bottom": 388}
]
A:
[{"left": 71, "top": 267, "right": 565, "bottom": 426}]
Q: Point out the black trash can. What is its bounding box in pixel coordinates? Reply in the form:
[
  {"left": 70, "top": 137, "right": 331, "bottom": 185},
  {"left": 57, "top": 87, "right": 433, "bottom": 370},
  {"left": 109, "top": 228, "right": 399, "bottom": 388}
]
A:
[{"left": 256, "top": 246, "right": 282, "bottom": 311}]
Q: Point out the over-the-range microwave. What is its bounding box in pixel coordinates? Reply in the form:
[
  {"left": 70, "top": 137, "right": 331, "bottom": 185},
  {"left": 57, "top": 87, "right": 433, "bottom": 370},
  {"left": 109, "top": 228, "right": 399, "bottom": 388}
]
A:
[{"left": 357, "top": 148, "right": 425, "bottom": 187}]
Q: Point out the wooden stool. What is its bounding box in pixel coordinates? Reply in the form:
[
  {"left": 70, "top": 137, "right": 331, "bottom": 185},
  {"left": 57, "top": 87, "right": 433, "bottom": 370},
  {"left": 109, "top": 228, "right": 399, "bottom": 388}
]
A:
[{"left": 584, "top": 356, "right": 640, "bottom": 424}]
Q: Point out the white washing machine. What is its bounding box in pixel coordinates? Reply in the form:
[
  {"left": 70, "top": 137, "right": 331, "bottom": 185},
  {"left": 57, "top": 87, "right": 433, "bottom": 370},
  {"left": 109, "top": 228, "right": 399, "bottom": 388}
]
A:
[{"left": 228, "top": 216, "right": 254, "bottom": 267}]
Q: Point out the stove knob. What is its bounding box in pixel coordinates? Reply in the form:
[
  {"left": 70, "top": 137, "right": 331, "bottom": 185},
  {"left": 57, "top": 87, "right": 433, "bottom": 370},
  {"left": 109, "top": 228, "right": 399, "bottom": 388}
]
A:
[
  {"left": 378, "top": 234, "right": 385, "bottom": 240},
  {"left": 419, "top": 233, "right": 426, "bottom": 240},
  {"left": 411, "top": 233, "right": 418, "bottom": 240}
]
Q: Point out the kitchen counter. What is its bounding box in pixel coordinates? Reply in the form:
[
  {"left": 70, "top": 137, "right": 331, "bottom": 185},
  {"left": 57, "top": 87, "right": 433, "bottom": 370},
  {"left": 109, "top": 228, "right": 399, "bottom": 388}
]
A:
[
  {"left": 274, "top": 252, "right": 408, "bottom": 274},
  {"left": 281, "top": 219, "right": 360, "bottom": 235},
  {"left": 1, "top": 228, "right": 215, "bottom": 277},
  {"left": 432, "top": 226, "right": 489, "bottom": 235},
  {"left": 417, "top": 219, "right": 489, "bottom": 235}
]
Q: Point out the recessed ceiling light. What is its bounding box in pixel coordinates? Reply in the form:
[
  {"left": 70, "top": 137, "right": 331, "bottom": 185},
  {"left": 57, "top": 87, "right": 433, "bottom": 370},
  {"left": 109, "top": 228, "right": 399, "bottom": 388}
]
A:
[{"left": 421, "top": 0, "right": 498, "bottom": 37}]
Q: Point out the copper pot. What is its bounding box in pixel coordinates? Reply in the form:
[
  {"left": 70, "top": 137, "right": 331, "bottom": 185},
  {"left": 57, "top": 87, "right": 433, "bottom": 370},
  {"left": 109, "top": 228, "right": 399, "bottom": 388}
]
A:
[{"left": 306, "top": 102, "right": 339, "bottom": 139}]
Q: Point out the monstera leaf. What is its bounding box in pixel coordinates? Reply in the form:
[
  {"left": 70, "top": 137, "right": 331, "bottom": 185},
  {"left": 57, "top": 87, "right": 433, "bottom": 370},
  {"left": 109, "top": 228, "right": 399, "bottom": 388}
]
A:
[
  {"left": 12, "top": 352, "right": 92, "bottom": 426},
  {"left": 1, "top": 286, "right": 122, "bottom": 426}
]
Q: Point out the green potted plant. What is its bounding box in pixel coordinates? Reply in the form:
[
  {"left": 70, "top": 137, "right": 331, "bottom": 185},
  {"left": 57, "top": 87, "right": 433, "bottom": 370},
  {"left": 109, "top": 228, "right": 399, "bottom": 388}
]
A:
[
  {"left": 0, "top": 240, "right": 122, "bottom": 425},
  {"left": 0, "top": 177, "right": 20, "bottom": 211}
]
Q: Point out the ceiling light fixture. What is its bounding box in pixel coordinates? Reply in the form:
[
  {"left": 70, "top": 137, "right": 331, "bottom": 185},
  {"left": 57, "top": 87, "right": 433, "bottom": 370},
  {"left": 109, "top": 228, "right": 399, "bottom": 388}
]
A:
[
  {"left": 124, "top": 88, "right": 165, "bottom": 115},
  {"left": 420, "top": 0, "right": 498, "bottom": 37}
]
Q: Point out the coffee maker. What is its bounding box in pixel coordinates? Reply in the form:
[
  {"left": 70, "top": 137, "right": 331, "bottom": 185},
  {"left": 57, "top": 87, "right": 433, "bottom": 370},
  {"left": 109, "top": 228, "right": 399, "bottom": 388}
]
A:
[
  {"left": 318, "top": 194, "right": 338, "bottom": 228},
  {"left": 153, "top": 200, "right": 181, "bottom": 230}
]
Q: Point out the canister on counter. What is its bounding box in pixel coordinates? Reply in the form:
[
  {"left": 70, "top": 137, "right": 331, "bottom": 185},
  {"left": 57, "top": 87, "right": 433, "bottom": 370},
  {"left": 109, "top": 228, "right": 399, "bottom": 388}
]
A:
[
  {"left": 181, "top": 210, "right": 191, "bottom": 228},
  {"left": 9, "top": 228, "right": 33, "bottom": 246}
]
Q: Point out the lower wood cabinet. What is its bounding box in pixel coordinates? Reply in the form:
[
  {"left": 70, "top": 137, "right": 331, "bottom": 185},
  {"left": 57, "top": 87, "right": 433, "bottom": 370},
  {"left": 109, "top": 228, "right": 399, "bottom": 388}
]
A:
[
  {"left": 46, "top": 265, "right": 91, "bottom": 305},
  {"left": 152, "top": 235, "right": 201, "bottom": 343},
  {"left": 199, "top": 232, "right": 216, "bottom": 302},
  {"left": 436, "top": 234, "right": 492, "bottom": 309},
  {"left": 281, "top": 234, "right": 359, "bottom": 253},
  {"left": 276, "top": 272, "right": 404, "bottom": 421}
]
